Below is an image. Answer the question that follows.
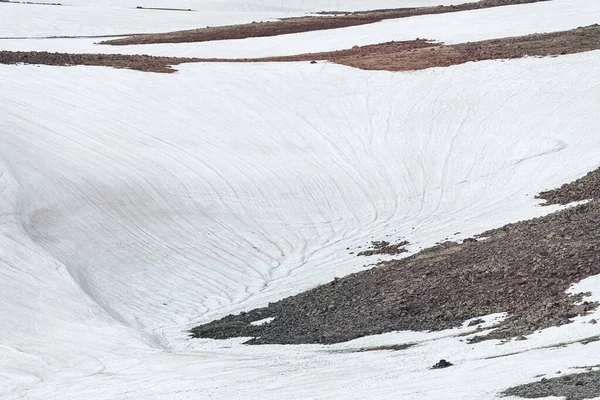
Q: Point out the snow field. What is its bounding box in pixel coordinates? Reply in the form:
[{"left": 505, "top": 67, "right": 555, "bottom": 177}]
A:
[
  {"left": 1, "top": 0, "right": 599, "bottom": 58},
  {"left": 1, "top": 48, "right": 600, "bottom": 398},
  {"left": 0, "top": 0, "right": 461, "bottom": 38}
]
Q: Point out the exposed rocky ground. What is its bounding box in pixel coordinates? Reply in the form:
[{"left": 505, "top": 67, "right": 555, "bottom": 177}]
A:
[
  {"left": 357, "top": 240, "right": 409, "bottom": 257},
  {"left": 502, "top": 370, "right": 600, "bottom": 400},
  {"left": 0, "top": 51, "right": 195, "bottom": 73},
  {"left": 253, "top": 24, "right": 600, "bottom": 72},
  {"left": 538, "top": 168, "right": 600, "bottom": 206},
  {"left": 3, "top": 25, "right": 600, "bottom": 74},
  {"left": 100, "top": 0, "right": 547, "bottom": 46},
  {"left": 191, "top": 167, "right": 600, "bottom": 345}
]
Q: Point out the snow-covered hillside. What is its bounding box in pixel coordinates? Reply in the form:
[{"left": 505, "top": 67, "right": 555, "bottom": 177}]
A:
[
  {"left": 1, "top": 1, "right": 600, "bottom": 399},
  {"left": 2, "top": 0, "right": 600, "bottom": 57},
  {"left": 0, "top": 0, "right": 459, "bottom": 38}
]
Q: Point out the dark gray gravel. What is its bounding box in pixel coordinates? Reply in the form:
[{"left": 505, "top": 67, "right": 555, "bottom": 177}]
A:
[
  {"left": 357, "top": 240, "right": 409, "bottom": 256},
  {"left": 538, "top": 168, "right": 600, "bottom": 205},
  {"left": 502, "top": 371, "right": 600, "bottom": 400},
  {"left": 190, "top": 168, "right": 600, "bottom": 345}
]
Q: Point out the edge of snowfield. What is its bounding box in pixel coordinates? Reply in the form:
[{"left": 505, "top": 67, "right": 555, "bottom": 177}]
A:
[
  {"left": 0, "top": 0, "right": 461, "bottom": 38},
  {"left": 1, "top": 0, "right": 600, "bottom": 58},
  {"left": 1, "top": 51, "right": 600, "bottom": 399}
]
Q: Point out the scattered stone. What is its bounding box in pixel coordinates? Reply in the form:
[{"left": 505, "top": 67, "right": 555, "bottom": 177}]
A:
[
  {"left": 357, "top": 240, "right": 409, "bottom": 257},
  {"left": 538, "top": 168, "right": 600, "bottom": 205},
  {"left": 516, "top": 335, "right": 528, "bottom": 341},
  {"left": 432, "top": 359, "right": 453, "bottom": 369},
  {"left": 468, "top": 318, "right": 485, "bottom": 326}
]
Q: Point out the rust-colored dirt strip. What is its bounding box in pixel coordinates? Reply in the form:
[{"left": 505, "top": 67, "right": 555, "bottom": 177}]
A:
[
  {"left": 247, "top": 25, "right": 600, "bottom": 72},
  {"left": 100, "top": 0, "right": 548, "bottom": 46},
  {"left": 2, "top": 25, "right": 600, "bottom": 73},
  {"left": 0, "top": 51, "right": 196, "bottom": 73}
]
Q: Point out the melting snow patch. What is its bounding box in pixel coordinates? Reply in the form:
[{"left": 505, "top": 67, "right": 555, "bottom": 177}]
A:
[
  {"left": 567, "top": 273, "right": 600, "bottom": 323},
  {"left": 250, "top": 317, "right": 275, "bottom": 326},
  {"left": 461, "top": 312, "right": 507, "bottom": 329}
]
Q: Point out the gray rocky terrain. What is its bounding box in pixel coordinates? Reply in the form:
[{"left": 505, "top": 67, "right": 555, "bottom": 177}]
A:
[
  {"left": 191, "top": 168, "right": 600, "bottom": 346},
  {"left": 502, "top": 370, "right": 600, "bottom": 400}
]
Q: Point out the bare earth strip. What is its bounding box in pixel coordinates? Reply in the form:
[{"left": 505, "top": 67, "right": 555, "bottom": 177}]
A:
[
  {"left": 0, "top": 51, "right": 195, "bottom": 73},
  {"left": 100, "top": 0, "right": 547, "bottom": 46},
  {"left": 190, "top": 168, "right": 600, "bottom": 345},
  {"left": 2, "top": 25, "right": 600, "bottom": 73},
  {"left": 247, "top": 24, "right": 600, "bottom": 71}
]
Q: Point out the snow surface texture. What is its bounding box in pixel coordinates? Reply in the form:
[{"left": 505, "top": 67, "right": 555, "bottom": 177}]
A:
[
  {"left": 0, "top": 0, "right": 459, "bottom": 38},
  {"left": 1, "top": 0, "right": 600, "bottom": 57},
  {"left": 2, "top": 48, "right": 600, "bottom": 398}
]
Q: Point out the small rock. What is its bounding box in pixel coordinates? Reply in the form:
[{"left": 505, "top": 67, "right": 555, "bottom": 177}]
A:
[
  {"left": 432, "top": 359, "right": 453, "bottom": 369},
  {"left": 589, "top": 319, "right": 597, "bottom": 324},
  {"left": 515, "top": 335, "right": 528, "bottom": 341},
  {"left": 468, "top": 318, "right": 485, "bottom": 327}
]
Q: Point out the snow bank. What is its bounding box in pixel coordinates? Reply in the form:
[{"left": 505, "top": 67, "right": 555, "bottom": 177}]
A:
[
  {"left": 1, "top": 0, "right": 599, "bottom": 58},
  {"left": 1, "top": 49, "right": 600, "bottom": 398}
]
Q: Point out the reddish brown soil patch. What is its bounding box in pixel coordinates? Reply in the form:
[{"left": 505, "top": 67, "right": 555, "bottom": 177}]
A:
[
  {"left": 0, "top": 51, "right": 197, "bottom": 73},
  {"left": 252, "top": 24, "right": 600, "bottom": 72},
  {"left": 3, "top": 25, "right": 600, "bottom": 74},
  {"left": 100, "top": 0, "right": 547, "bottom": 46}
]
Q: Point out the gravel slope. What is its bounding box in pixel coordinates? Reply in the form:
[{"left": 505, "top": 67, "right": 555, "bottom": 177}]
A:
[{"left": 191, "top": 168, "right": 600, "bottom": 344}]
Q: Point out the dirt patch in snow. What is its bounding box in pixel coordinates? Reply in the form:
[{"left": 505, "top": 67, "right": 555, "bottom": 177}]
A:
[
  {"left": 100, "top": 0, "right": 547, "bottom": 46},
  {"left": 0, "top": 51, "right": 195, "bottom": 73},
  {"left": 190, "top": 168, "right": 600, "bottom": 345},
  {"left": 331, "top": 343, "right": 416, "bottom": 353},
  {"left": 2, "top": 25, "right": 600, "bottom": 73},
  {"left": 249, "top": 24, "right": 600, "bottom": 72}
]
